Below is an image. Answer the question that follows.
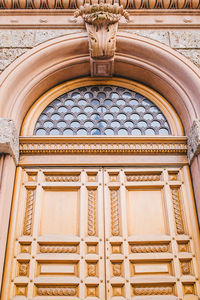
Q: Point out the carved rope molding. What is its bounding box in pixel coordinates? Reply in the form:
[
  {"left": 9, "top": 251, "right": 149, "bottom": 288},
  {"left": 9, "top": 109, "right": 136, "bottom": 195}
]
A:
[
  {"left": 0, "top": 0, "right": 200, "bottom": 9},
  {"left": 0, "top": 118, "right": 19, "bottom": 164},
  {"left": 88, "top": 189, "right": 97, "bottom": 236},
  {"left": 111, "top": 189, "right": 120, "bottom": 236},
  {"left": 187, "top": 119, "right": 200, "bottom": 164}
]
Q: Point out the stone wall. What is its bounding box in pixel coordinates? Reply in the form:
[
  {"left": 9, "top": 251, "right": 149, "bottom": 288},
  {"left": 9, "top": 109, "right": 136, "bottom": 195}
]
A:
[{"left": 0, "top": 29, "right": 200, "bottom": 72}]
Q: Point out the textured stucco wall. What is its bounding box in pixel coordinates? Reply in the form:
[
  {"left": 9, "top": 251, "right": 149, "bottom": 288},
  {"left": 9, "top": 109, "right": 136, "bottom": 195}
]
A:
[{"left": 0, "top": 29, "right": 200, "bottom": 72}]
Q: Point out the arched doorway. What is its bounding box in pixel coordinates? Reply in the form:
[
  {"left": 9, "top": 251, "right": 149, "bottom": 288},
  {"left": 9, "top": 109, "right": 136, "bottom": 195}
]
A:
[{"left": 1, "top": 76, "right": 200, "bottom": 299}]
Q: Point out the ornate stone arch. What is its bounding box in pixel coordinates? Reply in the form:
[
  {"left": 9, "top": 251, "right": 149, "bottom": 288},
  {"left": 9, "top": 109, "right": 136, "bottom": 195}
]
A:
[
  {"left": 1, "top": 31, "right": 200, "bottom": 289},
  {"left": 0, "top": 32, "right": 200, "bottom": 133}
]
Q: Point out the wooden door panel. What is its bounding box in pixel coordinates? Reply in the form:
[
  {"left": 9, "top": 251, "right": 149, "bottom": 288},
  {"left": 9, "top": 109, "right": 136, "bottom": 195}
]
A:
[
  {"left": 1, "top": 168, "right": 105, "bottom": 300},
  {"left": 104, "top": 167, "right": 200, "bottom": 300},
  {"left": 2, "top": 166, "right": 200, "bottom": 300}
]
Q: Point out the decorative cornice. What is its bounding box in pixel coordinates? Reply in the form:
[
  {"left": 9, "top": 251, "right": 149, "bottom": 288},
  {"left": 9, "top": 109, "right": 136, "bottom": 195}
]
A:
[
  {"left": 0, "top": 118, "right": 19, "bottom": 164},
  {"left": 187, "top": 119, "right": 200, "bottom": 164},
  {"left": 19, "top": 136, "right": 187, "bottom": 155},
  {"left": 0, "top": 0, "right": 199, "bottom": 9}
]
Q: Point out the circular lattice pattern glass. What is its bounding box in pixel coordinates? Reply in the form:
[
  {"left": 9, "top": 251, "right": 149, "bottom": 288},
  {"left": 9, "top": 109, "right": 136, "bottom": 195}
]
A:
[{"left": 34, "top": 86, "right": 171, "bottom": 136}]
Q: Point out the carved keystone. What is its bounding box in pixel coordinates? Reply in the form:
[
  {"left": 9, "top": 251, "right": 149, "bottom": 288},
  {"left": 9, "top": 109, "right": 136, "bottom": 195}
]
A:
[
  {"left": 0, "top": 118, "right": 19, "bottom": 164},
  {"left": 74, "top": 3, "right": 129, "bottom": 76},
  {"left": 187, "top": 119, "right": 200, "bottom": 164}
]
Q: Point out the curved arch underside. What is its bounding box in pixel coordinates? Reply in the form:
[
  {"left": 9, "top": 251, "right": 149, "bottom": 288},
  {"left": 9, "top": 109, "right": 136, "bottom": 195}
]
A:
[{"left": 0, "top": 32, "right": 200, "bottom": 134}]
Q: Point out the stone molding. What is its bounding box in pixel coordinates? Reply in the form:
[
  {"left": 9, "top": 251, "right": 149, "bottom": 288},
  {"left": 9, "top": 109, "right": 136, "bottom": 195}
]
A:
[
  {"left": 19, "top": 136, "right": 187, "bottom": 155},
  {"left": 0, "top": 118, "right": 19, "bottom": 164},
  {"left": 0, "top": 0, "right": 200, "bottom": 9},
  {"left": 187, "top": 119, "right": 200, "bottom": 164}
]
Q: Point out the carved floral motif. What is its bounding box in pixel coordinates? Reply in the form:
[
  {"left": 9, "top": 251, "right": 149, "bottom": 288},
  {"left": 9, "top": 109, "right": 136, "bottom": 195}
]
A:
[
  {"left": 19, "top": 263, "right": 29, "bottom": 276},
  {"left": 74, "top": 3, "right": 129, "bottom": 59},
  {"left": 181, "top": 261, "right": 190, "bottom": 275}
]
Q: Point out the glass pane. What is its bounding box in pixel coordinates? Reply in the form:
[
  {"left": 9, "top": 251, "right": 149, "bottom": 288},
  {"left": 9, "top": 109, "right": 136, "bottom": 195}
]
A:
[{"left": 34, "top": 85, "right": 171, "bottom": 136}]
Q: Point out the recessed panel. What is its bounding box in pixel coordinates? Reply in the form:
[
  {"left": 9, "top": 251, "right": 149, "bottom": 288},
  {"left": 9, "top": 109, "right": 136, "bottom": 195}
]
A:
[
  {"left": 127, "top": 189, "right": 166, "bottom": 235},
  {"left": 40, "top": 264, "right": 77, "bottom": 275},
  {"left": 133, "top": 262, "right": 170, "bottom": 275},
  {"left": 40, "top": 189, "right": 79, "bottom": 235}
]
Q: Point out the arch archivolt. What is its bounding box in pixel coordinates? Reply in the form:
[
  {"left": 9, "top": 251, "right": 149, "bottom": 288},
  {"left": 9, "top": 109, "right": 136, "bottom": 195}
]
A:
[{"left": 0, "top": 32, "right": 200, "bottom": 135}]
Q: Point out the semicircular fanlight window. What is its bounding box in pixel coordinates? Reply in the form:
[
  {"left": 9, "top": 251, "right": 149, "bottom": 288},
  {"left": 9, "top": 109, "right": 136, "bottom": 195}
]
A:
[{"left": 34, "top": 86, "right": 171, "bottom": 136}]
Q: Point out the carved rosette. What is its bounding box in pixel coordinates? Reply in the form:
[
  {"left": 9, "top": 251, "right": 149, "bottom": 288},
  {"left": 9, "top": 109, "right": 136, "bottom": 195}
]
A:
[
  {"left": 74, "top": 3, "right": 129, "bottom": 76},
  {"left": 187, "top": 119, "right": 200, "bottom": 164},
  {"left": 0, "top": 118, "right": 19, "bottom": 164}
]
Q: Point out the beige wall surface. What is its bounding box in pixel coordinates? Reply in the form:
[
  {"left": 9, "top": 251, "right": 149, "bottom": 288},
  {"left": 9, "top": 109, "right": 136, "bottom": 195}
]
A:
[{"left": 0, "top": 29, "right": 200, "bottom": 73}]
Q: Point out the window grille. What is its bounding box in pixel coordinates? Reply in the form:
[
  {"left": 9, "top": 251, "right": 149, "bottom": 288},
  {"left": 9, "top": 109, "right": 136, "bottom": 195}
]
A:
[{"left": 34, "top": 86, "right": 171, "bottom": 136}]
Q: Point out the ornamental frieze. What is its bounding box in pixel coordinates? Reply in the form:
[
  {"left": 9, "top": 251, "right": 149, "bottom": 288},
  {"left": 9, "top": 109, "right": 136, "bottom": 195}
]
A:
[{"left": 0, "top": 0, "right": 200, "bottom": 9}]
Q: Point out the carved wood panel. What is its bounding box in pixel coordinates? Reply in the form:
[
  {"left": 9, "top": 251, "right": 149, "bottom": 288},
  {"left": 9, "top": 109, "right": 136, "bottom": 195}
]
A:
[
  {"left": 2, "top": 166, "right": 200, "bottom": 300},
  {"left": 104, "top": 167, "right": 200, "bottom": 300},
  {"left": 1, "top": 168, "right": 105, "bottom": 300}
]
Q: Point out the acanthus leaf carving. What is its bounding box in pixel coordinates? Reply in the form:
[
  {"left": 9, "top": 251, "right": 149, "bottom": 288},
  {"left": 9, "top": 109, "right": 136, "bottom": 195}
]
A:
[{"left": 74, "top": 3, "right": 129, "bottom": 76}]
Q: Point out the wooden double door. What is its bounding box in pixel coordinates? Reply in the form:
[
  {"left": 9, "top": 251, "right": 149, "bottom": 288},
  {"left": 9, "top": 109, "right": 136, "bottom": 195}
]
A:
[{"left": 2, "top": 166, "right": 200, "bottom": 299}]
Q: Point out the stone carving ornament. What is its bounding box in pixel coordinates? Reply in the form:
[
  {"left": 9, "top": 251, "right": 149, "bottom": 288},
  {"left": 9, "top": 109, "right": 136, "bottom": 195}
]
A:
[
  {"left": 74, "top": 3, "right": 129, "bottom": 75},
  {"left": 74, "top": 3, "right": 129, "bottom": 58}
]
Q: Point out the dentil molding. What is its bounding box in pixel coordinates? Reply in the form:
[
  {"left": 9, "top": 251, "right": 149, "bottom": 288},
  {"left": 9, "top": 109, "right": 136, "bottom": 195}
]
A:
[
  {"left": 187, "top": 119, "right": 200, "bottom": 164},
  {"left": 0, "top": 118, "right": 19, "bottom": 164}
]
